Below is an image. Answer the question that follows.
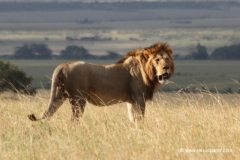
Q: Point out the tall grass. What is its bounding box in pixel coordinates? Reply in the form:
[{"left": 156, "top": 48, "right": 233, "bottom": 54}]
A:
[{"left": 0, "top": 90, "right": 239, "bottom": 160}]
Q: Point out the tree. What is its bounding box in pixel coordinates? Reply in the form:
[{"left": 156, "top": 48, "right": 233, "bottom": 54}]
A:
[
  {"left": 14, "top": 43, "right": 52, "bottom": 59},
  {"left": 30, "top": 44, "right": 53, "bottom": 59},
  {"left": 99, "top": 51, "right": 121, "bottom": 60},
  {"left": 190, "top": 43, "right": 209, "bottom": 60},
  {"left": 14, "top": 44, "right": 34, "bottom": 59},
  {"left": 0, "top": 60, "right": 36, "bottom": 95},
  {"left": 60, "top": 45, "right": 93, "bottom": 59},
  {"left": 210, "top": 44, "right": 240, "bottom": 60}
]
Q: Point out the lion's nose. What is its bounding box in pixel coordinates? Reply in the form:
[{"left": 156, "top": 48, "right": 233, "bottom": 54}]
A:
[{"left": 163, "top": 66, "right": 169, "bottom": 70}]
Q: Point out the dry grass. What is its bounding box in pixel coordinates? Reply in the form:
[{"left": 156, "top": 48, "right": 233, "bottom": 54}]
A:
[{"left": 0, "top": 90, "right": 239, "bottom": 160}]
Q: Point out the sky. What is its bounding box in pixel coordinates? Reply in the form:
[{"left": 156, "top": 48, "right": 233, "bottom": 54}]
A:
[{"left": 0, "top": 0, "right": 240, "bottom": 2}]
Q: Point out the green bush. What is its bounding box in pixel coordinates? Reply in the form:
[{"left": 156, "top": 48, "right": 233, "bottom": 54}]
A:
[{"left": 0, "top": 60, "right": 36, "bottom": 95}]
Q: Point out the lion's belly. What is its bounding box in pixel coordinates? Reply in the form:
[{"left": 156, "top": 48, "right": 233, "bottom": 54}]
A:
[
  {"left": 87, "top": 96, "right": 127, "bottom": 106},
  {"left": 86, "top": 88, "right": 132, "bottom": 106}
]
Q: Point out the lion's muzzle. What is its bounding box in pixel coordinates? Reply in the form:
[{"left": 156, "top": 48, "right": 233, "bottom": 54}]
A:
[
  {"left": 159, "top": 72, "right": 169, "bottom": 80},
  {"left": 158, "top": 66, "right": 170, "bottom": 84},
  {"left": 159, "top": 72, "right": 169, "bottom": 83}
]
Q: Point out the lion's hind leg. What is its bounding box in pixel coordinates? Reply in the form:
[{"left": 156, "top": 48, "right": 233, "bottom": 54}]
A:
[{"left": 70, "top": 98, "right": 86, "bottom": 121}]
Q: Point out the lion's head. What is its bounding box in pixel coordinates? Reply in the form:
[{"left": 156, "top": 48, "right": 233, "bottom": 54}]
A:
[
  {"left": 144, "top": 43, "right": 174, "bottom": 84},
  {"left": 117, "top": 42, "right": 174, "bottom": 84}
]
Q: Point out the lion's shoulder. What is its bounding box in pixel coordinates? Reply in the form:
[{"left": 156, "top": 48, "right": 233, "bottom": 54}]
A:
[{"left": 116, "top": 49, "right": 143, "bottom": 64}]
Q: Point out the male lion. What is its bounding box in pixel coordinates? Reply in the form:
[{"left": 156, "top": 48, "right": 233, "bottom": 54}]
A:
[{"left": 28, "top": 42, "right": 174, "bottom": 124}]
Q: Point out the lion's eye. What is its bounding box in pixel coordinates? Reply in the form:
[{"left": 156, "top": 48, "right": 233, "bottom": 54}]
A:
[
  {"left": 156, "top": 59, "right": 160, "bottom": 63},
  {"left": 166, "top": 57, "right": 169, "bottom": 61}
]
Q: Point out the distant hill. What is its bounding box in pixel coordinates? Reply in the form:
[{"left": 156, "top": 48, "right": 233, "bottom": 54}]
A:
[{"left": 0, "top": 1, "right": 240, "bottom": 12}]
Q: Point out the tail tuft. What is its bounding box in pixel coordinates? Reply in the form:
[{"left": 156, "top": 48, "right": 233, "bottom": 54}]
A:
[{"left": 28, "top": 114, "right": 38, "bottom": 121}]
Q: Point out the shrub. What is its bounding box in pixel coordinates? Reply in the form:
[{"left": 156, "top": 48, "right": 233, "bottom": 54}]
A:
[{"left": 0, "top": 60, "right": 36, "bottom": 95}]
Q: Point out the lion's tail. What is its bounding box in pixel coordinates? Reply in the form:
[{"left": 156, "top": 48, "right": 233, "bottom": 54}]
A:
[
  {"left": 28, "top": 66, "right": 64, "bottom": 121},
  {"left": 28, "top": 114, "right": 40, "bottom": 121}
]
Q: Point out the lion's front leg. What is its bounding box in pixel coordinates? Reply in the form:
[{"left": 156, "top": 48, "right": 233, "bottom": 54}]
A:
[
  {"left": 127, "top": 101, "right": 145, "bottom": 127},
  {"left": 127, "top": 103, "right": 135, "bottom": 123}
]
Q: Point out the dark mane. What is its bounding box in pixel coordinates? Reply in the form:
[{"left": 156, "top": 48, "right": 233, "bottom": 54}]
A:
[
  {"left": 116, "top": 42, "right": 172, "bottom": 64},
  {"left": 144, "top": 42, "right": 172, "bottom": 55},
  {"left": 116, "top": 49, "right": 143, "bottom": 64}
]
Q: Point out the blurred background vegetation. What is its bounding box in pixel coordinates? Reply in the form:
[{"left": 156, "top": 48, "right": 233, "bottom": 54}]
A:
[{"left": 1, "top": 42, "right": 239, "bottom": 60}]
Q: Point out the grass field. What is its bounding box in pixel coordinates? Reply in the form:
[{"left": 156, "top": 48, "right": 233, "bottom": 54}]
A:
[{"left": 0, "top": 90, "right": 239, "bottom": 159}]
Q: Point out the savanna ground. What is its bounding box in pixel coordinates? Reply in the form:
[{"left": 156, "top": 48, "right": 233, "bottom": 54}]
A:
[{"left": 0, "top": 90, "right": 239, "bottom": 160}]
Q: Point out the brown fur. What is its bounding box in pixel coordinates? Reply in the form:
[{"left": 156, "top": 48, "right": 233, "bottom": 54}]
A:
[{"left": 28, "top": 42, "right": 174, "bottom": 125}]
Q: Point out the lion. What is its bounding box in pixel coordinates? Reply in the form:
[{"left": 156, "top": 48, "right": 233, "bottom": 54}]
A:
[{"left": 28, "top": 42, "right": 174, "bottom": 124}]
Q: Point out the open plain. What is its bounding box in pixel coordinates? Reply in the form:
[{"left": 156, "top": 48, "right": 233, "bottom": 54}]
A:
[{"left": 0, "top": 90, "right": 239, "bottom": 159}]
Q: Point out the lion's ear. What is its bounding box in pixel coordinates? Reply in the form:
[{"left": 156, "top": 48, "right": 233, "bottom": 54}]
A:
[{"left": 167, "top": 47, "right": 173, "bottom": 55}]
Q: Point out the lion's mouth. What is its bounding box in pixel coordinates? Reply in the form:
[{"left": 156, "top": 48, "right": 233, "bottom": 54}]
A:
[{"left": 158, "top": 72, "right": 169, "bottom": 84}]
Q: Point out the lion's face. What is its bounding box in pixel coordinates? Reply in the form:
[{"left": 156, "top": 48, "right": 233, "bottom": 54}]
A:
[
  {"left": 151, "top": 51, "right": 174, "bottom": 84},
  {"left": 118, "top": 42, "right": 174, "bottom": 85}
]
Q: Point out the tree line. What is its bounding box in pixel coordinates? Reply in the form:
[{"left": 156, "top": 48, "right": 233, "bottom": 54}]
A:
[
  {"left": 2, "top": 43, "right": 240, "bottom": 60},
  {"left": 0, "top": 44, "right": 121, "bottom": 60},
  {"left": 174, "top": 43, "right": 240, "bottom": 60}
]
